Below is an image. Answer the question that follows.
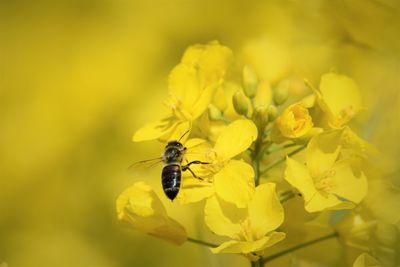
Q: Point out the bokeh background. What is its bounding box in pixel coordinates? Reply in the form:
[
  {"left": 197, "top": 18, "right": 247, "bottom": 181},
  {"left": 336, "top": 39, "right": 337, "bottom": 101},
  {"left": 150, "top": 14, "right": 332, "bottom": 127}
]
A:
[{"left": 1, "top": 0, "right": 399, "bottom": 266}]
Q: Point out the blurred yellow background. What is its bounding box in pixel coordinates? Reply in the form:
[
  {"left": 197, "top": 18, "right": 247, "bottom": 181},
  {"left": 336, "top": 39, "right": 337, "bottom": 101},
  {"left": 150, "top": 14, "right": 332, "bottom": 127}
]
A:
[{"left": 0, "top": 0, "right": 399, "bottom": 266}]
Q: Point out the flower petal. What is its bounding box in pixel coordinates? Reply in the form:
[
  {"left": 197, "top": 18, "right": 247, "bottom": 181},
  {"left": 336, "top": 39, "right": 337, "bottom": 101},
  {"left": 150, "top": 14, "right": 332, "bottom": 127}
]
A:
[
  {"left": 353, "top": 253, "right": 381, "bottom": 267},
  {"left": 214, "top": 120, "right": 257, "bottom": 160},
  {"left": 204, "top": 196, "right": 243, "bottom": 238},
  {"left": 248, "top": 183, "right": 284, "bottom": 237},
  {"left": 176, "top": 177, "right": 214, "bottom": 204},
  {"left": 319, "top": 73, "right": 362, "bottom": 120},
  {"left": 285, "top": 157, "right": 317, "bottom": 204},
  {"left": 210, "top": 232, "right": 285, "bottom": 254},
  {"left": 168, "top": 64, "right": 201, "bottom": 109},
  {"left": 306, "top": 130, "right": 341, "bottom": 176},
  {"left": 116, "top": 182, "right": 187, "bottom": 245},
  {"left": 330, "top": 160, "right": 368, "bottom": 204},
  {"left": 190, "top": 85, "right": 216, "bottom": 119},
  {"left": 305, "top": 191, "right": 353, "bottom": 213},
  {"left": 214, "top": 160, "right": 255, "bottom": 208},
  {"left": 132, "top": 119, "right": 175, "bottom": 142}
]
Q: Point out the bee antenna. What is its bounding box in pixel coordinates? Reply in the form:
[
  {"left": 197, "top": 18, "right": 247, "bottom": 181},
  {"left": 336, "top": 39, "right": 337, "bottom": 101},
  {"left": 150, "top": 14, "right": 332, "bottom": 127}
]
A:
[{"left": 178, "top": 129, "right": 191, "bottom": 142}]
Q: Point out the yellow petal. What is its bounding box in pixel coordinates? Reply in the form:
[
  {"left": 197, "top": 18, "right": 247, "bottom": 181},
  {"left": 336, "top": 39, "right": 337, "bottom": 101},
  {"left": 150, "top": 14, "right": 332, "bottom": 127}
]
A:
[
  {"left": 165, "top": 121, "right": 191, "bottom": 142},
  {"left": 176, "top": 177, "right": 214, "bottom": 204},
  {"left": 168, "top": 64, "right": 201, "bottom": 108},
  {"left": 214, "top": 160, "right": 255, "bottom": 208},
  {"left": 116, "top": 182, "right": 187, "bottom": 245},
  {"left": 305, "top": 191, "right": 353, "bottom": 213},
  {"left": 214, "top": 120, "right": 257, "bottom": 160},
  {"left": 181, "top": 41, "right": 233, "bottom": 82},
  {"left": 132, "top": 119, "right": 175, "bottom": 142},
  {"left": 330, "top": 160, "right": 368, "bottom": 204},
  {"left": 190, "top": 85, "right": 216, "bottom": 119},
  {"left": 319, "top": 73, "right": 361, "bottom": 125},
  {"left": 204, "top": 196, "right": 243, "bottom": 238},
  {"left": 285, "top": 157, "right": 317, "bottom": 204},
  {"left": 306, "top": 130, "right": 341, "bottom": 176},
  {"left": 210, "top": 232, "right": 285, "bottom": 254},
  {"left": 248, "top": 183, "right": 284, "bottom": 237},
  {"left": 353, "top": 253, "right": 381, "bottom": 267}
]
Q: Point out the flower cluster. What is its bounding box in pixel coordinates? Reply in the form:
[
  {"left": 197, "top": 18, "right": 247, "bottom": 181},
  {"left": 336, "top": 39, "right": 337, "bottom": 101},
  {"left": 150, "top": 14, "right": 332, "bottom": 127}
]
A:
[{"left": 117, "top": 41, "right": 392, "bottom": 266}]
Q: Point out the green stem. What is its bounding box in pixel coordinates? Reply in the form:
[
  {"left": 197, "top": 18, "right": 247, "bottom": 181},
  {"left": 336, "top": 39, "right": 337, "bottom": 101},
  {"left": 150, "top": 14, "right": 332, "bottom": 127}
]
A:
[
  {"left": 253, "top": 159, "right": 261, "bottom": 186},
  {"left": 279, "top": 190, "right": 296, "bottom": 204},
  {"left": 251, "top": 260, "right": 262, "bottom": 267},
  {"left": 267, "top": 142, "right": 298, "bottom": 153},
  {"left": 260, "top": 145, "right": 306, "bottom": 176},
  {"left": 261, "top": 232, "right": 338, "bottom": 265},
  {"left": 187, "top": 237, "right": 218, "bottom": 248}
]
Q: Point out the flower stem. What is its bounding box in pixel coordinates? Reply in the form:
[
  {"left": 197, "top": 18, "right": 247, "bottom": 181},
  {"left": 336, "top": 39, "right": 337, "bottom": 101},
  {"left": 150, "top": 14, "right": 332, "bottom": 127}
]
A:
[
  {"left": 260, "top": 145, "right": 306, "bottom": 176},
  {"left": 187, "top": 237, "right": 218, "bottom": 248},
  {"left": 279, "top": 190, "right": 296, "bottom": 204},
  {"left": 251, "top": 260, "right": 262, "bottom": 267},
  {"left": 261, "top": 232, "right": 338, "bottom": 265}
]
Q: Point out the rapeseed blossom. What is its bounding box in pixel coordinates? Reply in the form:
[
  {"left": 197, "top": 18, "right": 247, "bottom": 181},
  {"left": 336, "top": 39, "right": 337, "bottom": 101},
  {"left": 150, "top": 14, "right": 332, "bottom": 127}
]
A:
[
  {"left": 116, "top": 182, "right": 187, "bottom": 245},
  {"left": 285, "top": 129, "right": 368, "bottom": 212},
  {"left": 205, "top": 183, "right": 285, "bottom": 260},
  {"left": 177, "top": 119, "right": 257, "bottom": 208},
  {"left": 133, "top": 41, "right": 232, "bottom": 142},
  {"left": 119, "top": 41, "right": 388, "bottom": 266}
]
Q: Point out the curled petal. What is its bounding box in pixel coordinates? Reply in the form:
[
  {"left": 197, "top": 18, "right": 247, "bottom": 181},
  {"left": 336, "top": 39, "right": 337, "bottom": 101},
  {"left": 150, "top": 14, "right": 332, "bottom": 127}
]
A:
[
  {"left": 116, "top": 182, "right": 187, "bottom": 245},
  {"left": 214, "top": 160, "right": 255, "bottom": 208},
  {"left": 214, "top": 120, "right": 257, "bottom": 160}
]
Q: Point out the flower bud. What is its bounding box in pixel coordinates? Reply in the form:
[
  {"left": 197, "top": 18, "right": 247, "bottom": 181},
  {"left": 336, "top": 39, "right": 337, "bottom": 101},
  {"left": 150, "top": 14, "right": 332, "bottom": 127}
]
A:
[
  {"left": 242, "top": 65, "right": 258, "bottom": 98},
  {"left": 267, "top": 105, "right": 278, "bottom": 121},
  {"left": 273, "top": 79, "right": 290, "bottom": 105},
  {"left": 252, "top": 106, "right": 269, "bottom": 129},
  {"left": 208, "top": 104, "right": 222, "bottom": 121},
  {"left": 232, "top": 90, "right": 249, "bottom": 116}
]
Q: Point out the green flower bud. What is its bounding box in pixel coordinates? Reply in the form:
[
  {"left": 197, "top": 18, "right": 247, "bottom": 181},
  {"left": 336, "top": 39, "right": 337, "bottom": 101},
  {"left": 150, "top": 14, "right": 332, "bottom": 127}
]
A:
[
  {"left": 267, "top": 105, "right": 278, "bottom": 121},
  {"left": 252, "top": 106, "right": 269, "bottom": 130},
  {"left": 242, "top": 65, "right": 258, "bottom": 98},
  {"left": 232, "top": 90, "right": 249, "bottom": 116},
  {"left": 273, "top": 79, "right": 290, "bottom": 105},
  {"left": 208, "top": 104, "right": 222, "bottom": 121}
]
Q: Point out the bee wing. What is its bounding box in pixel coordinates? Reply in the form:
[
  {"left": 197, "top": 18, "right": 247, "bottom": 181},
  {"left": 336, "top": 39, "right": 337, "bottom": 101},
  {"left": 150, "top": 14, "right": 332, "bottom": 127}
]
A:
[{"left": 128, "top": 157, "right": 164, "bottom": 175}]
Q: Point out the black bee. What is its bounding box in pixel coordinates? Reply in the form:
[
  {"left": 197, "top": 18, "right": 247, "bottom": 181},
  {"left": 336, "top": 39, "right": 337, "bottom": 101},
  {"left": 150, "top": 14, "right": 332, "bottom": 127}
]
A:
[{"left": 130, "top": 131, "right": 208, "bottom": 200}]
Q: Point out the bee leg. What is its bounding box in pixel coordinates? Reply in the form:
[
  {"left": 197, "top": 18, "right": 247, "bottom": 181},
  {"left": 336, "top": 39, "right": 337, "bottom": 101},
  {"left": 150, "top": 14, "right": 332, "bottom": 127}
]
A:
[
  {"left": 182, "top": 165, "right": 204, "bottom": 181},
  {"left": 184, "top": 160, "right": 210, "bottom": 168}
]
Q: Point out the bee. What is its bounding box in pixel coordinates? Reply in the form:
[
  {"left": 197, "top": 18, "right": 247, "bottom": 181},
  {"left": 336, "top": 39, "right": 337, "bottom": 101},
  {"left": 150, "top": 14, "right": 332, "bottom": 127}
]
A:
[{"left": 130, "top": 131, "right": 209, "bottom": 200}]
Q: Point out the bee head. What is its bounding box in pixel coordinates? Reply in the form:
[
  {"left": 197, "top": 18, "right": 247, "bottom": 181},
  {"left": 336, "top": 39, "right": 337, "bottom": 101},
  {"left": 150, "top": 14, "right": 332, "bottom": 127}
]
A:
[{"left": 164, "top": 141, "right": 185, "bottom": 163}]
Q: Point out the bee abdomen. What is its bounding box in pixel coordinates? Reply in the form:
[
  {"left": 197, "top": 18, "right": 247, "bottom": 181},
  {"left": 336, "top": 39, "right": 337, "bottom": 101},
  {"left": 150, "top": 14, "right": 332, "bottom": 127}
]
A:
[{"left": 162, "top": 164, "right": 181, "bottom": 200}]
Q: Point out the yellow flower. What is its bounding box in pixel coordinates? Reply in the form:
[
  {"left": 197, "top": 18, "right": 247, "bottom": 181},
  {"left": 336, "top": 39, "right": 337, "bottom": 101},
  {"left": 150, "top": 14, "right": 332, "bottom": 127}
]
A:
[
  {"left": 312, "top": 72, "right": 362, "bottom": 129},
  {"left": 177, "top": 119, "right": 258, "bottom": 208},
  {"left": 116, "top": 182, "right": 187, "bottom": 245},
  {"left": 284, "top": 129, "right": 368, "bottom": 212},
  {"left": 204, "top": 183, "right": 285, "bottom": 259},
  {"left": 271, "top": 103, "right": 321, "bottom": 143},
  {"left": 353, "top": 253, "right": 381, "bottom": 267},
  {"left": 133, "top": 41, "right": 233, "bottom": 142}
]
